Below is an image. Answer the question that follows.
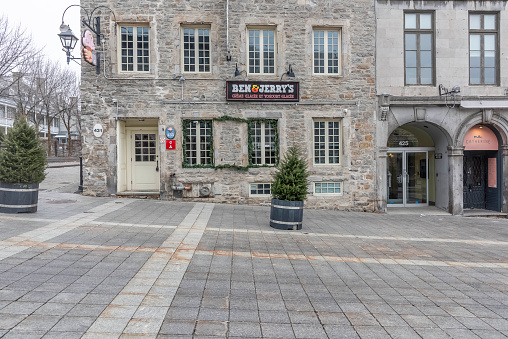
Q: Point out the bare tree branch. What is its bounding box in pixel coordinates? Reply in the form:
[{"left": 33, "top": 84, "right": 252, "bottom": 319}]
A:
[{"left": 0, "top": 15, "right": 41, "bottom": 98}]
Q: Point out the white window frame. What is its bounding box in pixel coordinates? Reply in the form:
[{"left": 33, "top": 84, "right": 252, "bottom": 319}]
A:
[
  {"left": 182, "top": 25, "right": 211, "bottom": 74},
  {"left": 250, "top": 120, "right": 277, "bottom": 166},
  {"left": 249, "top": 183, "right": 272, "bottom": 197},
  {"left": 313, "top": 119, "right": 342, "bottom": 165},
  {"left": 314, "top": 182, "right": 342, "bottom": 196},
  {"left": 312, "top": 28, "right": 342, "bottom": 75},
  {"left": 247, "top": 26, "right": 276, "bottom": 75},
  {"left": 184, "top": 120, "right": 212, "bottom": 166},
  {"left": 118, "top": 24, "right": 150, "bottom": 73}
]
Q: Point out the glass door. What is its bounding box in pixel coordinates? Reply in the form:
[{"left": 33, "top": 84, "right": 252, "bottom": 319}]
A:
[
  {"left": 388, "top": 151, "right": 428, "bottom": 206},
  {"left": 388, "top": 152, "right": 403, "bottom": 205},
  {"left": 406, "top": 152, "right": 427, "bottom": 205}
]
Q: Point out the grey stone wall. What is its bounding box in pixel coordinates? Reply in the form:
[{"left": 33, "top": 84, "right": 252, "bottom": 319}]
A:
[{"left": 80, "top": 0, "right": 377, "bottom": 211}]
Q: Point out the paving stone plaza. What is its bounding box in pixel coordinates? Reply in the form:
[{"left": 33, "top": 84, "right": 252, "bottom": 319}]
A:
[{"left": 0, "top": 167, "right": 507, "bottom": 338}]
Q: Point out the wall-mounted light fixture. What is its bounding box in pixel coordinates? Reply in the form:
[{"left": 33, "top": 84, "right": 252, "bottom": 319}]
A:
[
  {"left": 58, "top": 4, "right": 116, "bottom": 74},
  {"left": 438, "top": 84, "right": 460, "bottom": 96},
  {"left": 281, "top": 65, "right": 295, "bottom": 80},
  {"left": 234, "top": 63, "right": 247, "bottom": 78}
]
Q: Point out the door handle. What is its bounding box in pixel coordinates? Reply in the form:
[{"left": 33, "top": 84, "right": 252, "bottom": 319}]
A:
[{"left": 156, "top": 160, "right": 159, "bottom": 172}]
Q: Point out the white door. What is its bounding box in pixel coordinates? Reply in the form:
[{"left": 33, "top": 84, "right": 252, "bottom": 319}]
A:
[{"left": 127, "top": 128, "right": 159, "bottom": 191}]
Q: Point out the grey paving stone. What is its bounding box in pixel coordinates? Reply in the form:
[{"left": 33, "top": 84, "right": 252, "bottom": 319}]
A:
[
  {"left": 229, "top": 322, "right": 262, "bottom": 337},
  {"left": 414, "top": 327, "right": 454, "bottom": 339},
  {"left": 482, "top": 318, "right": 508, "bottom": 331},
  {"left": 2, "top": 330, "right": 47, "bottom": 339},
  {"left": 260, "top": 322, "right": 295, "bottom": 338},
  {"left": 229, "top": 309, "right": 259, "bottom": 322},
  {"left": 50, "top": 316, "right": 96, "bottom": 332},
  {"left": 324, "top": 325, "right": 360, "bottom": 338},
  {"left": 165, "top": 307, "right": 200, "bottom": 320},
  {"left": 401, "top": 314, "right": 437, "bottom": 328},
  {"left": 66, "top": 304, "right": 107, "bottom": 317},
  {"left": 197, "top": 307, "right": 229, "bottom": 321},
  {"left": 288, "top": 311, "right": 321, "bottom": 324},
  {"left": 258, "top": 310, "right": 290, "bottom": 324},
  {"left": 292, "top": 323, "right": 328, "bottom": 338},
  {"left": 14, "top": 314, "right": 61, "bottom": 332},
  {"left": 345, "top": 313, "right": 379, "bottom": 326},
  {"left": 472, "top": 329, "right": 508, "bottom": 339},
  {"left": 354, "top": 325, "right": 391, "bottom": 339},
  {"left": 33, "top": 302, "right": 75, "bottom": 316},
  {"left": 0, "top": 301, "right": 43, "bottom": 315},
  {"left": 383, "top": 326, "right": 421, "bottom": 339},
  {"left": 0, "top": 314, "right": 27, "bottom": 330},
  {"left": 159, "top": 320, "right": 196, "bottom": 335},
  {"left": 42, "top": 331, "right": 85, "bottom": 339},
  {"left": 194, "top": 320, "right": 228, "bottom": 337},
  {"left": 49, "top": 292, "right": 87, "bottom": 304},
  {"left": 456, "top": 316, "right": 494, "bottom": 330},
  {"left": 443, "top": 328, "right": 481, "bottom": 339}
]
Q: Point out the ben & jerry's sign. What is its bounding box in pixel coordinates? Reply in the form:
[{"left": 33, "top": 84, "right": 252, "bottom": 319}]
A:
[{"left": 226, "top": 81, "right": 299, "bottom": 102}]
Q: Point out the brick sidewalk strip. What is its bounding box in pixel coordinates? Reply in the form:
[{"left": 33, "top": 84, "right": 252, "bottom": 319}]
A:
[{"left": 83, "top": 203, "right": 214, "bottom": 338}]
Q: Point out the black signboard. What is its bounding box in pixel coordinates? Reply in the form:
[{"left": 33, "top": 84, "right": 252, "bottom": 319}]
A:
[{"left": 226, "top": 81, "right": 299, "bottom": 102}]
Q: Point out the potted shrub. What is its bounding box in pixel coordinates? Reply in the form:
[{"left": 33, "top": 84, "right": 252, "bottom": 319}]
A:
[
  {"left": 270, "top": 145, "right": 309, "bottom": 230},
  {"left": 0, "top": 117, "right": 46, "bottom": 213}
]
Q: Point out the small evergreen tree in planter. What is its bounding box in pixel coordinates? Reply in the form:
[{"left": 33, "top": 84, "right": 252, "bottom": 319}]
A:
[
  {"left": 270, "top": 145, "right": 309, "bottom": 230},
  {"left": 0, "top": 117, "right": 46, "bottom": 213}
]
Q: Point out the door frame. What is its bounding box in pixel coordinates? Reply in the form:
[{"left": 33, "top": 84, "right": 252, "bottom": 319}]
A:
[
  {"left": 125, "top": 127, "right": 160, "bottom": 191},
  {"left": 387, "top": 147, "right": 434, "bottom": 207}
]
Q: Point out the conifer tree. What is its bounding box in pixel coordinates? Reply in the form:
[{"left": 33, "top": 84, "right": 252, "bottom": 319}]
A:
[
  {"left": 0, "top": 117, "right": 46, "bottom": 183},
  {"left": 271, "top": 145, "right": 309, "bottom": 201}
]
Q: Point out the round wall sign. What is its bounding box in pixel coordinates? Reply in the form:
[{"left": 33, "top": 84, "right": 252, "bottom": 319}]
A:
[
  {"left": 165, "top": 127, "right": 176, "bottom": 139},
  {"left": 93, "top": 124, "right": 104, "bottom": 137}
]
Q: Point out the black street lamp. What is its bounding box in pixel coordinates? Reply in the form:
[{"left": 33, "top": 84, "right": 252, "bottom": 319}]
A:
[{"left": 58, "top": 5, "right": 115, "bottom": 74}]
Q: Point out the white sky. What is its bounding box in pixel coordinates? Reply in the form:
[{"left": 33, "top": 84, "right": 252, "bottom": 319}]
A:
[{"left": 0, "top": 0, "right": 81, "bottom": 74}]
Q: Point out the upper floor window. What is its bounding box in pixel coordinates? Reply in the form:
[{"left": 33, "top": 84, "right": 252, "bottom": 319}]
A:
[
  {"left": 469, "top": 13, "right": 498, "bottom": 85},
  {"left": 6, "top": 106, "right": 15, "bottom": 120},
  {"left": 250, "top": 120, "right": 277, "bottom": 166},
  {"left": 404, "top": 12, "right": 434, "bottom": 85},
  {"left": 313, "top": 29, "right": 341, "bottom": 75},
  {"left": 184, "top": 120, "right": 212, "bottom": 166},
  {"left": 182, "top": 26, "right": 211, "bottom": 73},
  {"left": 313, "top": 119, "right": 341, "bottom": 165},
  {"left": 248, "top": 27, "right": 276, "bottom": 74},
  {"left": 120, "top": 25, "right": 150, "bottom": 72}
]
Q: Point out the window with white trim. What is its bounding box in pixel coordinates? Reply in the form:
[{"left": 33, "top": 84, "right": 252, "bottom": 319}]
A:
[
  {"left": 182, "top": 26, "right": 211, "bottom": 73},
  {"left": 250, "top": 120, "right": 277, "bottom": 166},
  {"left": 184, "top": 120, "right": 212, "bottom": 165},
  {"left": 313, "top": 119, "right": 341, "bottom": 165},
  {"left": 120, "top": 25, "right": 150, "bottom": 72},
  {"left": 6, "top": 106, "right": 15, "bottom": 120},
  {"left": 314, "top": 182, "right": 342, "bottom": 195},
  {"left": 250, "top": 183, "right": 271, "bottom": 196},
  {"left": 248, "top": 27, "right": 276, "bottom": 74},
  {"left": 313, "top": 29, "right": 341, "bottom": 74}
]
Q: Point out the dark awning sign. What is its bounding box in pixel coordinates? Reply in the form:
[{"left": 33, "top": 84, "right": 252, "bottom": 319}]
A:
[{"left": 226, "top": 81, "right": 299, "bottom": 102}]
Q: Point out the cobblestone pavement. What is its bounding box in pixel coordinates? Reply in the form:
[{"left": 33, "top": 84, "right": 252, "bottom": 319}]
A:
[{"left": 0, "top": 170, "right": 507, "bottom": 338}]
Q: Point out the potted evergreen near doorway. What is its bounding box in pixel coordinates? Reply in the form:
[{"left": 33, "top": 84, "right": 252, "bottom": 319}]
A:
[
  {"left": 0, "top": 117, "right": 46, "bottom": 213},
  {"left": 270, "top": 145, "right": 309, "bottom": 230}
]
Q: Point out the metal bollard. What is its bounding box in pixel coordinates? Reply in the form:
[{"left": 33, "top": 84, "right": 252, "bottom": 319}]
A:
[{"left": 78, "top": 156, "right": 83, "bottom": 193}]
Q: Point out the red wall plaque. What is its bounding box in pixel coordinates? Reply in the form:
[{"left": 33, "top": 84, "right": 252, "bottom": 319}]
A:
[{"left": 166, "top": 140, "right": 175, "bottom": 149}]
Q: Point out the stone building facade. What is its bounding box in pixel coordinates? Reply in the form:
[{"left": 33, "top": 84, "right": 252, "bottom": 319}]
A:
[
  {"left": 376, "top": 0, "right": 508, "bottom": 215},
  {"left": 80, "top": 0, "right": 377, "bottom": 211}
]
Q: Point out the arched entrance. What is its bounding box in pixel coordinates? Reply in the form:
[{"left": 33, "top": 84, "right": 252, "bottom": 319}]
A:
[
  {"left": 462, "top": 125, "right": 502, "bottom": 211},
  {"left": 387, "top": 125, "right": 435, "bottom": 207}
]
